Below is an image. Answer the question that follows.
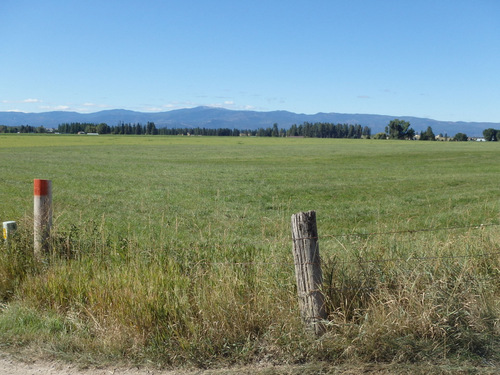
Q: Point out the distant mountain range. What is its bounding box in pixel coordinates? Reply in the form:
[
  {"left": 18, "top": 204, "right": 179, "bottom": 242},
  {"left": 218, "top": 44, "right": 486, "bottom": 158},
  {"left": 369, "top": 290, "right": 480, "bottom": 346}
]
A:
[{"left": 0, "top": 106, "right": 497, "bottom": 136}]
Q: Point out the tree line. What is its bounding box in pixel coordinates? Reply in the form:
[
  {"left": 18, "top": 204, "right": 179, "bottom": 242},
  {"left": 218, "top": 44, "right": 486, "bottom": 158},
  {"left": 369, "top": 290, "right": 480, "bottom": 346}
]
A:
[
  {"left": 55, "top": 121, "right": 371, "bottom": 138},
  {"left": 57, "top": 122, "right": 159, "bottom": 135},
  {"left": 377, "top": 119, "right": 498, "bottom": 141},
  {"left": 0, "top": 121, "right": 372, "bottom": 139},
  {"left": 379, "top": 120, "right": 442, "bottom": 140},
  {"left": 287, "top": 122, "right": 370, "bottom": 138},
  {"left": 0, "top": 125, "right": 45, "bottom": 133},
  {"left": 1, "top": 120, "right": 499, "bottom": 141}
]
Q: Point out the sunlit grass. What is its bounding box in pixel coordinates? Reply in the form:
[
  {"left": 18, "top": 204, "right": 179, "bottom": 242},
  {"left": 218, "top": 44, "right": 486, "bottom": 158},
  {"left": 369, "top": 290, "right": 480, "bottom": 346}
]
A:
[{"left": 0, "top": 134, "right": 499, "bottom": 366}]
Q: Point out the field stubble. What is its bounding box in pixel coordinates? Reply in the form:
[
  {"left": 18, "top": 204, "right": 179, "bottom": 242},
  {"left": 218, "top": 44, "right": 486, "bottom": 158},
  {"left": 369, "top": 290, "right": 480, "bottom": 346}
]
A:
[{"left": 0, "top": 135, "right": 499, "bottom": 369}]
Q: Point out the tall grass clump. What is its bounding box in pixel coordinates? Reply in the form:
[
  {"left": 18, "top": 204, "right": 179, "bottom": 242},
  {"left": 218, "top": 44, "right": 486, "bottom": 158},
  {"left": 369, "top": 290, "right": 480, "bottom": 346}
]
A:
[
  {"left": 320, "top": 225, "right": 500, "bottom": 363},
  {"left": 0, "top": 216, "right": 39, "bottom": 302},
  {"left": 7, "top": 213, "right": 302, "bottom": 366}
]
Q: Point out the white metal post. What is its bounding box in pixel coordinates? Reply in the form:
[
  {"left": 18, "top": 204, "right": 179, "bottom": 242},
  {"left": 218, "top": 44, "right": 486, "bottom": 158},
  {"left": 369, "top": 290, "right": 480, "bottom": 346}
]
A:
[{"left": 34, "top": 179, "right": 52, "bottom": 258}]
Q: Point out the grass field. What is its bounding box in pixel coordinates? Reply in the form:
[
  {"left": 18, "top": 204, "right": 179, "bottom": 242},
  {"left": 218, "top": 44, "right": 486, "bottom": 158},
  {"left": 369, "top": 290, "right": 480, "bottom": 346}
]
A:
[{"left": 0, "top": 134, "right": 499, "bottom": 368}]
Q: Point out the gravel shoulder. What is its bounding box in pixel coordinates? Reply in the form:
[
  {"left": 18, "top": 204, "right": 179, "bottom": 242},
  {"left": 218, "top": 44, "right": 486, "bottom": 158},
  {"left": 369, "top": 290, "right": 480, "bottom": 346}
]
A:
[{"left": 1, "top": 351, "right": 500, "bottom": 375}]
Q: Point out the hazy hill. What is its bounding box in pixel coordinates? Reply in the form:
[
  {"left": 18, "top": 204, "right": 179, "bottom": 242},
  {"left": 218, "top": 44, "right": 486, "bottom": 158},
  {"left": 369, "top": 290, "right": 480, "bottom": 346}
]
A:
[{"left": 0, "top": 107, "right": 497, "bottom": 136}]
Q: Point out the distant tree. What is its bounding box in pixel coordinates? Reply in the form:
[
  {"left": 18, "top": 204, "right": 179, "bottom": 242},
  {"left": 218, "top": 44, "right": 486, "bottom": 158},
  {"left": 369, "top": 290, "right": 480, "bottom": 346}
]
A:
[
  {"left": 287, "top": 124, "right": 299, "bottom": 136},
  {"left": 362, "top": 126, "right": 371, "bottom": 138},
  {"left": 256, "top": 127, "right": 266, "bottom": 137},
  {"left": 347, "top": 125, "right": 354, "bottom": 138},
  {"left": 453, "top": 132, "right": 468, "bottom": 141},
  {"left": 385, "top": 119, "right": 414, "bottom": 140},
  {"left": 420, "top": 126, "right": 436, "bottom": 141},
  {"left": 0, "top": 125, "right": 21, "bottom": 133},
  {"left": 146, "top": 122, "right": 157, "bottom": 135},
  {"left": 97, "top": 123, "right": 110, "bottom": 134},
  {"left": 271, "top": 123, "right": 279, "bottom": 137},
  {"left": 317, "top": 123, "right": 326, "bottom": 138},
  {"left": 483, "top": 128, "right": 498, "bottom": 141},
  {"left": 84, "top": 124, "right": 96, "bottom": 133},
  {"left": 216, "top": 128, "right": 232, "bottom": 136},
  {"left": 297, "top": 124, "right": 303, "bottom": 136},
  {"left": 19, "top": 125, "right": 35, "bottom": 133},
  {"left": 302, "top": 122, "right": 313, "bottom": 137},
  {"left": 373, "top": 132, "right": 387, "bottom": 139}
]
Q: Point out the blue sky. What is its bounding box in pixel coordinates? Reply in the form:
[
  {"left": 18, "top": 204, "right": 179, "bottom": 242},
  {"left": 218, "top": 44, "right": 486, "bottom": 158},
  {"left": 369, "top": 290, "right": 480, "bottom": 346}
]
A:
[{"left": 1, "top": 0, "right": 499, "bottom": 122}]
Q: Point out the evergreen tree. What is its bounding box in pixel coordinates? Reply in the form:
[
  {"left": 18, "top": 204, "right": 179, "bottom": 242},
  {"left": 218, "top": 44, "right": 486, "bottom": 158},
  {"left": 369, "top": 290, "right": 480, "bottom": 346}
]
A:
[
  {"left": 271, "top": 123, "right": 279, "bottom": 137},
  {"left": 420, "top": 126, "right": 436, "bottom": 141}
]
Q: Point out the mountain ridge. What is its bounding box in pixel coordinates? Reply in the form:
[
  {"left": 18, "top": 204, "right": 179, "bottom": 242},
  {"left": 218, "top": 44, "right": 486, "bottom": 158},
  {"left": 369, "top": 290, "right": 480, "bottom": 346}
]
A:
[{"left": 0, "top": 106, "right": 497, "bottom": 136}]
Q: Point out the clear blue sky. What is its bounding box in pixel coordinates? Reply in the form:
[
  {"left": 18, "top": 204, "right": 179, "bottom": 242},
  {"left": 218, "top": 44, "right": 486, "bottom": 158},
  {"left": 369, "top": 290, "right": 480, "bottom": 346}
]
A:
[{"left": 1, "top": 0, "right": 499, "bottom": 122}]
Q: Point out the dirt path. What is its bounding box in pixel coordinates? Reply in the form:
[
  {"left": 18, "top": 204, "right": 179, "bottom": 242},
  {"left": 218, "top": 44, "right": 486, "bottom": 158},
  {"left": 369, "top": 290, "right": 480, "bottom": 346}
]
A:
[
  {"left": 1, "top": 352, "right": 499, "bottom": 375},
  {"left": 0, "top": 353, "right": 169, "bottom": 375}
]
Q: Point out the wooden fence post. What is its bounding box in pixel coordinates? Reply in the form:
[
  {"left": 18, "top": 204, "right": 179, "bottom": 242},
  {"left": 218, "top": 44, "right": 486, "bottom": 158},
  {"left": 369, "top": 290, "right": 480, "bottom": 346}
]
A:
[
  {"left": 291, "top": 210, "right": 327, "bottom": 336},
  {"left": 34, "top": 179, "right": 52, "bottom": 258}
]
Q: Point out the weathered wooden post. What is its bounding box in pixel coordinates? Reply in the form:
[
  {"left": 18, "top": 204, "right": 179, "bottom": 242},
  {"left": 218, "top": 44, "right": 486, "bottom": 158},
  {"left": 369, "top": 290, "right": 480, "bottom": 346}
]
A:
[
  {"left": 291, "top": 210, "right": 327, "bottom": 336},
  {"left": 34, "top": 179, "right": 52, "bottom": 258}
]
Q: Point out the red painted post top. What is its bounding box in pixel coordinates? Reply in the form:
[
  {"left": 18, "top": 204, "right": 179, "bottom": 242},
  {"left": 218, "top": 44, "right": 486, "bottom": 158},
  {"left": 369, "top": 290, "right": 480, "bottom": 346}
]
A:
[{"left": 34, "top": 179, "right": 51, "bottom": 196}]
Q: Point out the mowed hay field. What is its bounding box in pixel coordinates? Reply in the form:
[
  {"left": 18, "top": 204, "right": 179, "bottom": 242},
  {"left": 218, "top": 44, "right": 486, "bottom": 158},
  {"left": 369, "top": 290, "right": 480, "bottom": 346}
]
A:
[{"left": 0, "top": 134, "right": 499, "bottom": 368}]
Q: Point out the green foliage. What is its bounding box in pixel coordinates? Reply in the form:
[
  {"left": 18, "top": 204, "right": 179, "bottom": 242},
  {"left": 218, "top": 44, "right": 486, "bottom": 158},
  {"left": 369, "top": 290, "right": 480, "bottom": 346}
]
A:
[
  {"left": 52, "top": 121, "right": 371, "bottom": 139},
  {"left": 420, "top": 126, "right": 436, "bottom": 141},
  {"left": 385, "top": 119, "right": 415, "bottom": 140},
  {"left": 483, "top": 128, "right": 499, "bottom": 141},
  {"left": 0, "top": 124, "right": 39, "bottom": 133},
  {"left": 286, "top": 122, "right": 365, "bottom": 138},
  {"left": 453, "top": 132, "right": 468, "bottom": 141},
  {"left": 373, "top": 132, "right": 387, "bottom": 139}
]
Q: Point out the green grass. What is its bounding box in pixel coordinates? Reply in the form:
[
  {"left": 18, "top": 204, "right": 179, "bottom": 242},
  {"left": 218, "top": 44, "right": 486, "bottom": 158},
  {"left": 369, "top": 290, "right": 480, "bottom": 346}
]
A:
[{"left": 0, "top": 134, "right": 499, "bottom": 367}]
